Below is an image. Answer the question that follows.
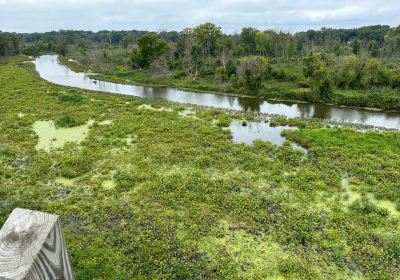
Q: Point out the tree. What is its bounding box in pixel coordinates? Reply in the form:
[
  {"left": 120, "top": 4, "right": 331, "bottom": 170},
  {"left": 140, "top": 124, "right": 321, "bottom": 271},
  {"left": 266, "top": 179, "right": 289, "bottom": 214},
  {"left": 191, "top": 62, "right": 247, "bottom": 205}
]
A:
[
  {"left": 302, "top": 51, "right": 323, "bottom": 78},
  {"left": 367, "top": 40, "right": 380, "bottom": 57},
  {"left": 312, "top": 67, "right": 334, "bottom": 101},
  {"left": 237, "top": 56, "right": 267, "bottom": 91},
  {"left": 192, "top": 22, "right": 222, "bottom": 58},
  {"left": 131, "top": 33, "right": 169, "bottom": 69},
  {"left": 255, "top": 31, "right": 269, "bottom": 55},
  {"left": 360, "top": 58, "right": 390, "bottom": 88},
  {"left": 303, "top": 52, "right": 334, "bottom": 100},
  {"left": 219, "top": 36, "right": 234, "bottom": 69},
  {"left": 120, "top": 35, "right": 132, "bottom": 49},
  {"left": 240, "top": 27, "right": 258, "bottom": 54},
  {"left": 333, "top": 41, "right": 347, "bottom": 56},
  {"left": 0, "top": 33, "right": 5, "bottom": 56},
  {"left": 0, "top": 32, "right": 20, "bottom": 56},
  {"left": 278, "top": 31, "right": 296, "bottom": 64},
  {"left": 176, "top": 28, "right": 203, "bottom": 80},
  {"left": 53, "top": 35, "right": 68, "bottom": 55},
  {"left": 384, "top": 26, "right": 400, "bottom": 56},
  {"left": 214, "top": 66, "right": 228, "bottom": 83},
  {"left": 332, "top": 55, "right": 360, "bottom": 89},
  {"left": 351, "top": 39, "right": 362, "bottom": 55}
]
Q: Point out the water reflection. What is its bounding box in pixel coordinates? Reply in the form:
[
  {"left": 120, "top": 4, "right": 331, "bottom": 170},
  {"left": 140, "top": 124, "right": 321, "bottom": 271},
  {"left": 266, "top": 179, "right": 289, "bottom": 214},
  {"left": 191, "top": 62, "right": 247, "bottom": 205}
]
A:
[
  {"left": 229, "top": 120, "right": 295, "bottom": 145},
  {"left": 237, "top": 97, "right": 261, "bottom": 112},
  {"left": 34, "top": 55, "right": 400, "bottom": 129},
  {"left": 229, "top": 120, "right": 305, "bottom": 150}
]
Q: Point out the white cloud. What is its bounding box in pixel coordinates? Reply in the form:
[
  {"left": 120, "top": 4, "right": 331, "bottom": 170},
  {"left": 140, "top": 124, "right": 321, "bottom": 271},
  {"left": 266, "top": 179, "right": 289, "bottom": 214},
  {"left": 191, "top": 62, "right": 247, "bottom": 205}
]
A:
[{"left": 0, "top": 0, "right": 399, "bottom": 32}]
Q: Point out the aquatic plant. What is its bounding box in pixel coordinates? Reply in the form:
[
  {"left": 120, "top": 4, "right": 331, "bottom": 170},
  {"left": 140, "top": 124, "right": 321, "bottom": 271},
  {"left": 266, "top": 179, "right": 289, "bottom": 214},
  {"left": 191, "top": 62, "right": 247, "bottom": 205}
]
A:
[{"left": 1, "top": 57, "right": 400, "bottom": 279}]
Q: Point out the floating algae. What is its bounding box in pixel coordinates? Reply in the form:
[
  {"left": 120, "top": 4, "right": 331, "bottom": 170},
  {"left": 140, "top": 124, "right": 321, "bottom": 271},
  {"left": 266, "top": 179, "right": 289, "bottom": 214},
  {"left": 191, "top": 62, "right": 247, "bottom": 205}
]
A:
[
  {"left": 138, "top": 104, "right": 173, "bottom": 112},
  {"left": 197, "top": 220, "right": 289, "bottom": 279},
  {"left": 99, "top": 119, "right": 113, "bottom": 125},
  {"left": 102, "top": 180, "right": 116, "bottom": 190},
  {"left": 125, "top": 135, "right": 136, "bottom": 146},
  {"left": 55, "top": 177, "right": 76, "bottom": 186},
  {"left": 178, "top": 109, "right": 199, "bottom": 119},
  {"left": 341, "top": 176, "right": 399, "bottom": 216},
  {"left": 33, "top": 119, "right": 94, "bottom": 152}
]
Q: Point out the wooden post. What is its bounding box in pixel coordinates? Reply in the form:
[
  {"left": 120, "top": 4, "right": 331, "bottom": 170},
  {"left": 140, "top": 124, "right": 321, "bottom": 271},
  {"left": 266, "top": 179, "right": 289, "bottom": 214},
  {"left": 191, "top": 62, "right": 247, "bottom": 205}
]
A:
[{"left": 0, "top": 208, "right": 73, "bottom": 280}]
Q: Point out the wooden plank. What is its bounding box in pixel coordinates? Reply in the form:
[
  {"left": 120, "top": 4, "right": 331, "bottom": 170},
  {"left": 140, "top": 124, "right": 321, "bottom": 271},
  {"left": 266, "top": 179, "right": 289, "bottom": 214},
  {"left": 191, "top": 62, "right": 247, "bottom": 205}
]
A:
[{"left": 0, "top": 208, "right": 73, "bottom": 280}]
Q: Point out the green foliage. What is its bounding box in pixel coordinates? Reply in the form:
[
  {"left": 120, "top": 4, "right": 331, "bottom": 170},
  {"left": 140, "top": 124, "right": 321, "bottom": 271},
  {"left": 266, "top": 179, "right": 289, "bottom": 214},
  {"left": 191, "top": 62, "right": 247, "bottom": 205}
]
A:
[
  {"left": 55, "top": 37, "right": 68, "bottom": 55},
  {"left": 368, "top": 40, "right": 380, "bottom": 57},
  {"left": 239, "top": 27, "right": 258, "bottom": 54},
  {"left": 31, "top": 23, "right": 400, "bottom": 110},
  {"left": 237, "top": 56, "right": 268, "bottom": 91},
  {"left": 361, "top": 58, "right": 391, "bottom": 88},
  {"left": 192, "top": 23, "right": 222, "bottom": 57},
  {"left": 113, "top": 65, "right": 131, "bottom": 78},
  {"left": 275, "top": 141, "right": 304, "bottom": 166},
  {"left": 131, "top": 33, "right": 169, "bottom": 69},
  {"left": 59, "top": 94, "right": 83, "bottom": 103},
  {"left": 214, "top": 66, "right": 228, "bottom": 83},
  {"left": 255, "top": 31, "right": 272, "bottom": 55},
  {"left": 313, "top": 67, "right": 335, "bottom": 101},
  {"left": 278, "top": 257, "right": 317, "bottom": 278},
  {"left": 303, "top": 52, "right": 334, "bottom": 101},
  {"left": 55, "top": 143, "right": 94, "bottom": 178},
  {"left": 302, "top": 51, "right": 323, "bottom": 78},
  {"left": 55, "top": 116, "right": 79, "bottom": 128},
  {"left": 332, "top": 55, "right": 361, "bottom": 89},
  {"left": 0, "top": 33, "right": 19, "bottom": 57},
  {"left": 384, "top": 26, "right": 400, "bottom": 56},
  {"left": 0, "top": 32, "right": 20, "bottom": 56},
  {"left": 352, "top": 39, "right": 362, "bottom": 55},
  {"left": 332, "top": 55, "right": 393, "bottom": 90}
]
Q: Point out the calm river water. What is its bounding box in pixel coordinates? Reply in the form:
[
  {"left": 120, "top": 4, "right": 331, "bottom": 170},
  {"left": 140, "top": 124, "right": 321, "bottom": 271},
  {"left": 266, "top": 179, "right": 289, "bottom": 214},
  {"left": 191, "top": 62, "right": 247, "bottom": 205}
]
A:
[{"left": 34, "top": 55, "right": 400, "bottom": 130}]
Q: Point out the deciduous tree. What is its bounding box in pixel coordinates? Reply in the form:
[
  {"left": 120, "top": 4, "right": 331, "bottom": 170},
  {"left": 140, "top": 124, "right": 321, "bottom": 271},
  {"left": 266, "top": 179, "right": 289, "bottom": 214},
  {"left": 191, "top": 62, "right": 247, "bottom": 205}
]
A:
[
  {"left": 237, "top": 56, "right": 267, "bottom": 90},
  {"left": 131, "top": 33, "right": 169, "bottom": 69}
]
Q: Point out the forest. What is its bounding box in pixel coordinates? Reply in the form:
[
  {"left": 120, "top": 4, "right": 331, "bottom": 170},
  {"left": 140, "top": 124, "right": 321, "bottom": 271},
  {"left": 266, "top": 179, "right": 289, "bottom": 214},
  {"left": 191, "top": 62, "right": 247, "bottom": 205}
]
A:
[{"left": 1, "top": 24, "right": 400, "bottom": 110}]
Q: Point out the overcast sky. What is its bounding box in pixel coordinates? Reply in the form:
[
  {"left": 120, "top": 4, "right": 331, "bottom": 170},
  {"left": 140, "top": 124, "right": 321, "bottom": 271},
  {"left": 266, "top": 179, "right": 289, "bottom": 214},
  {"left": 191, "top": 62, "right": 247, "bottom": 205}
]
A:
[{"left": 0, "top": 0, "right": 399, "bottom": 33}]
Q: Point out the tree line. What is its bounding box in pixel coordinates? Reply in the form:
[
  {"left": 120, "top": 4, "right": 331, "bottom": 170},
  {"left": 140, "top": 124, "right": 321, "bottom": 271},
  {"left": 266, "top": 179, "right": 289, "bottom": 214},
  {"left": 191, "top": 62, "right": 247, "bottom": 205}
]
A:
[
  {"left": 2, "top": 24, "right": 400, "bottom": 58},
  {"left": 0, "top": 32, "right": 20, "bottom": 56},
  {"left": 1, "top": 24, "right": 400, "bottom": 106},
  {"left": 126, "top": 23, "right": 400, "bottom": 101}
]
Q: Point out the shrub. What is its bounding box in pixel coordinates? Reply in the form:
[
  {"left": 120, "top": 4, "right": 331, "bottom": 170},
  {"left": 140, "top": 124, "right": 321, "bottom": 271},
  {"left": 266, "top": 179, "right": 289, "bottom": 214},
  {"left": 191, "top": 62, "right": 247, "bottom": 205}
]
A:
[
  {"left": 214, "top": 66, "right": 228, "bottom": 83},
  {"left": 174, "top": 70, "right": 186, "bottom": 79},
  {"left": 237, "top": 56, "right": 268, "bottom": 91},
  {"left": 55, "top": 116, "right": 78, "bottom": 128},
  {"left": 113, "top": 65, "right": 131, "bottom": 78},
  {"left": 312, "top": 67, "right": 335, "bottom": 102}
]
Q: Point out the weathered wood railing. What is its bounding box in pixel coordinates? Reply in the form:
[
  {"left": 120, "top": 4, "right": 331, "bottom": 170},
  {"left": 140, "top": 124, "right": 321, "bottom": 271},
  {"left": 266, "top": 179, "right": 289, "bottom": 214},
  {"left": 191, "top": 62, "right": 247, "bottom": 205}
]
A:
[{"left": 0, "top": 208, "right": 73, "bottom": 280}]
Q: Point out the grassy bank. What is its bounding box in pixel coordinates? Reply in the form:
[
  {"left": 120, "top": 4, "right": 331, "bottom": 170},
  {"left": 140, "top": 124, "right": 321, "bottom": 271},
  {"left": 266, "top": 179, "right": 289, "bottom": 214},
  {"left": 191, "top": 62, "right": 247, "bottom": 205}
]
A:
[{"left": 1, "top": 58, "right": 400, "bottom": 279}]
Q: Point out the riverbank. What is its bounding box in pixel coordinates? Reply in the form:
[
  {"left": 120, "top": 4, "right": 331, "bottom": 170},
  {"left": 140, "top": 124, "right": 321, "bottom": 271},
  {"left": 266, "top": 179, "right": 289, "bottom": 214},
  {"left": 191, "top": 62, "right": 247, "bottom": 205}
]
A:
[{"left": 60, "top": 56, "right": 400, "bottom": 112}]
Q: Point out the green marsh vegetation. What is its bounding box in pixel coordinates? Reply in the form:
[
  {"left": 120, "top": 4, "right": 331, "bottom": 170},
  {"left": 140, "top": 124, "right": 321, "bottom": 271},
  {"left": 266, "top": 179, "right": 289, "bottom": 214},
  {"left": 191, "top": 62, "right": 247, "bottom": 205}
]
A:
[{"left": 1, "top": 57, "right": 400, "bottom": 279}]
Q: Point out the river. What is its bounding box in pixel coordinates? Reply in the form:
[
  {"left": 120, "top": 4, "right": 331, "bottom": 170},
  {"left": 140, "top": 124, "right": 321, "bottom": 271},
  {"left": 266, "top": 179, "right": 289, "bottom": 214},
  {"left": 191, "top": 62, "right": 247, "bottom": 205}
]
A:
[{"left": 33, "top": 55, "right": 400, "bottom": 130}]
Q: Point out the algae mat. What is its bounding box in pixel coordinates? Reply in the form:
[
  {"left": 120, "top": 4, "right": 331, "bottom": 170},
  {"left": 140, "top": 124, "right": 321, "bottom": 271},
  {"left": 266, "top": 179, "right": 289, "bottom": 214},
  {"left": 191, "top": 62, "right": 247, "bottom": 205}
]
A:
[{"left": 33, "top": 120, "right": 94, "bottom": 152}]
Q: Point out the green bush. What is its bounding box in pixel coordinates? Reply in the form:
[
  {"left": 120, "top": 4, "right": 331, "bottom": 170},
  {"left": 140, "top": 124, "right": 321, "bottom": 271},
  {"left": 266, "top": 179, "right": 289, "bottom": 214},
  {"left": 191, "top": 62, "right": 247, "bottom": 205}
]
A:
[{"left": 55, "top": 116, "right": 78, "bottom": 128}]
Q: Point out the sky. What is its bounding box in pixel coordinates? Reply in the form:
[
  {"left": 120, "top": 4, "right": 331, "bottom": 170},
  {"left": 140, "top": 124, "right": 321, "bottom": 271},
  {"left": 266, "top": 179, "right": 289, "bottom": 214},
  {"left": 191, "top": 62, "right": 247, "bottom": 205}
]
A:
[{"left": 0, "top": 0, "right": 399, "bottom": 33}]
